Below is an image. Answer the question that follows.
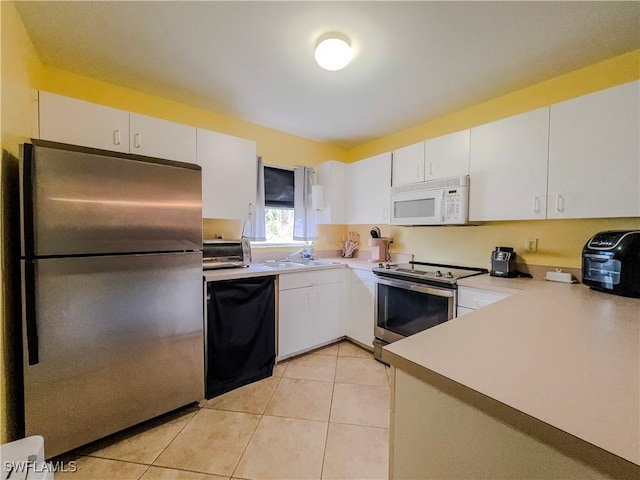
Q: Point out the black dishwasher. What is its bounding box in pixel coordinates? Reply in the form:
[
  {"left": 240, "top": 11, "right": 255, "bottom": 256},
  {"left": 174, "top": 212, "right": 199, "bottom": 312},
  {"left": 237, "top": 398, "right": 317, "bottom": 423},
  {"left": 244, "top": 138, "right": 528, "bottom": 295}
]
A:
[{"left": 205, "top": 275, "right": 276, "bottom": 399}]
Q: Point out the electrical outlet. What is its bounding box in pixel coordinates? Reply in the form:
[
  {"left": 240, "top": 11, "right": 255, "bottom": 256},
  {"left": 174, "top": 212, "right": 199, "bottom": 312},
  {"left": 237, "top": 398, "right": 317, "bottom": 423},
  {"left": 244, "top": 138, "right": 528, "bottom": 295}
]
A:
[
  {"left": 525, "top": 238, "right": 538, "bottom": 252},
  {"left": 324, "top": 234, "right": 333, "bottom": 243}
]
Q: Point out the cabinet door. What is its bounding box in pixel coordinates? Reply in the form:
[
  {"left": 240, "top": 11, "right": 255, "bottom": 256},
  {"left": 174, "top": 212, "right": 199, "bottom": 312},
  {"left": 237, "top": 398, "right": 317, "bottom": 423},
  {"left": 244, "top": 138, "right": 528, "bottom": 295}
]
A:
[
  {"left": 392, "top": 142, "right": 425, "bottom": 186},
  {"left": 425, "top": 129, "right": 470, "bottom": 180},
  {"left": 39, "top": 91, "right": 130, "bottom": 153},
  {"left": 346, "top": 152, "right": 392, "bottom": 224},
  {"left": 469, "top": 107, "right": 549, "bottom": 221},
  {"left": 130, "top": 113, "right": 196, "bottom": 163},
  {"left": 548, "top": 80, "right": 640, "bottom": 219},
  {"left": 278, "top": 288, "right": 312, "bottom": 359},
  {"left": 196, "top": 129, "right": 257, "bottom": 220},
  {"left": 346, "top": 269, "right": 375, "bottom": 348},
  {"left": 312, "top": 282, "right": 341, "bottom": 346},
  {"left": 316, "top": 161, "right": 346, "bottom": 224}
]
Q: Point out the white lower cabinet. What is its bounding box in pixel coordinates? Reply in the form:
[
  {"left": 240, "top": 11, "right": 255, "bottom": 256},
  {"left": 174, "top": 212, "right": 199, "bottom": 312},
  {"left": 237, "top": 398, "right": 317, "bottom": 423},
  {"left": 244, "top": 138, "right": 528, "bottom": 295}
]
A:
[
  {"left": 277, "top": 269, "right": 342, "bottom": 360},
  {"left": 457, "top": 286, "right": 511, "bottom": 316},
  {"left": 312, "top": 282, "right": 342, "bottom": 345},
  {"left": 345, "top": 268, "right": 376, "bottom": 348}
]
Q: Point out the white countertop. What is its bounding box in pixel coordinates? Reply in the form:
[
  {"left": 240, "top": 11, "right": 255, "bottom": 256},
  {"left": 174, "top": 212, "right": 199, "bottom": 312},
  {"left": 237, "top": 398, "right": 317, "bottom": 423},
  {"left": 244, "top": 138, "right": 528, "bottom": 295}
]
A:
[
  {"left": 202, "top": 256, "right": 381, "bottom": 282},
  {"left": 202, "top": 259, "right": 347, "bottom": 282},
  {"left": 384, "top": 274, "right": 640, "bottom": 466}
]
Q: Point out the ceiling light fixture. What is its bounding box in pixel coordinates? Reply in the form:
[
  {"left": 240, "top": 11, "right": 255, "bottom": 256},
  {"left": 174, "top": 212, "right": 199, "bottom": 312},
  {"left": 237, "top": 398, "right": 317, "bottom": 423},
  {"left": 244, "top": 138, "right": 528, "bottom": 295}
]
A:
[{"left": 314, "top": 33, "right": 352, "bottom": 71}]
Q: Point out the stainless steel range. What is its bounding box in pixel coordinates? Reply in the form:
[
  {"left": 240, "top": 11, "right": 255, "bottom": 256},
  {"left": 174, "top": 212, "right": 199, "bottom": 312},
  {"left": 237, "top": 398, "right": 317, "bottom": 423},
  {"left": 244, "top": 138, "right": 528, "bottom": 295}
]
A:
[{"left": 372, "top": 261, "right": 487, "bottom": 362}]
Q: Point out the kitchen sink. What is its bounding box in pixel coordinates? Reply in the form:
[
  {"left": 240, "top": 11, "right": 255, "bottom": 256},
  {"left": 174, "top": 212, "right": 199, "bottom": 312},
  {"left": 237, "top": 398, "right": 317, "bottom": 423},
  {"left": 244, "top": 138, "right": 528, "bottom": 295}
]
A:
[
  {"left": 255, "top": 259, "right": 342, "bottom": 270},
  {"left": 257, "top": 260, "right": 307, "bottom": 270},
  {"left": 299, "top": 259, "right": 342, "bottom": 266}
]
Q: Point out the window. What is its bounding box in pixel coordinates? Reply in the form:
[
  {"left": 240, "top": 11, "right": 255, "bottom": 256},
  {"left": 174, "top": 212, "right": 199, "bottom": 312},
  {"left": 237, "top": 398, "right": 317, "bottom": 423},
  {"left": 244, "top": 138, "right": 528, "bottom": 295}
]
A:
[{"left": 254, "top": 166, "right": 308, "bottom": 246}]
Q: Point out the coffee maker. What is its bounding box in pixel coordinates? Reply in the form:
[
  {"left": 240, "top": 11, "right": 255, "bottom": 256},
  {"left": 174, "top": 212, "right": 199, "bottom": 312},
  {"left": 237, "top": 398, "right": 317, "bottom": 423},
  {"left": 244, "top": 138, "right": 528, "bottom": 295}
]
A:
[{"left": 490, "top": 247, "right": 517, "bottom": 277}]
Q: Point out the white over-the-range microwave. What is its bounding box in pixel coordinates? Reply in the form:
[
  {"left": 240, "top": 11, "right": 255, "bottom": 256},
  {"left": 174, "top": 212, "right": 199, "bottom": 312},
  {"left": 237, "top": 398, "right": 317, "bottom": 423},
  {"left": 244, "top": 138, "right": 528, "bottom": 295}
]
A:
[{"left": 389, "top": 175, "right": 471, "bottom": 226}]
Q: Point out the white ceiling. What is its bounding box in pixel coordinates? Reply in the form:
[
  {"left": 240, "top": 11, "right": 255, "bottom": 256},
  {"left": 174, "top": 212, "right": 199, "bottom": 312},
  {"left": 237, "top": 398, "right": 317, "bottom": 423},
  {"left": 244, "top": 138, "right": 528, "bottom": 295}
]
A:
[{"left": 16, "top": 1, "right": 640, "bottom": 148}]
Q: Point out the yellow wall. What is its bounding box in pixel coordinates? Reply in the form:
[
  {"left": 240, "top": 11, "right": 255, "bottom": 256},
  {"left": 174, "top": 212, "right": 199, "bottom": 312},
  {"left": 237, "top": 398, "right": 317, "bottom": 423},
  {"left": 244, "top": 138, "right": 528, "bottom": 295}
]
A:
[
  {"left": 0, "top": 1, "right": 43, "bottom": 443},
  {"left": 36, "top": 66, "right": 349, "bottom": 168},
  {"left": 349, "top": 218, "right": 640, "bottom": 270},
  {"left": 349, "top": 50, "right": 640, "bottom": 161}
]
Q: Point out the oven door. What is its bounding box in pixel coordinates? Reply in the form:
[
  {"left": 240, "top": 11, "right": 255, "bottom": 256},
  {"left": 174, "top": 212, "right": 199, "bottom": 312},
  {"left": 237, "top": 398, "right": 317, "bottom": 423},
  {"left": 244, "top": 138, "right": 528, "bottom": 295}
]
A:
[{"left": 374, "top": 276, "right": 455, "bottom": 344}]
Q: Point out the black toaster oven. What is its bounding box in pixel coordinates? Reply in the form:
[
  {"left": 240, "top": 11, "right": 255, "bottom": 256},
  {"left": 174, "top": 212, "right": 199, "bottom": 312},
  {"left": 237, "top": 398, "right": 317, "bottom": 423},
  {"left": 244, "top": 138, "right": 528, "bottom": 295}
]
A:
[{"left": 582, "top": 230, "right": 640, "bottom": 298}]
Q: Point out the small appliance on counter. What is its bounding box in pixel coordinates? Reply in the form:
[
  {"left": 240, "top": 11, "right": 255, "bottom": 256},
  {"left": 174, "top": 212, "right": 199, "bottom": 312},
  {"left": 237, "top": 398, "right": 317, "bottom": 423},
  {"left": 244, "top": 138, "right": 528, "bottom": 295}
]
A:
[
  {"left": 368, "top": 227, "right": 392, "bottom": 263},
  {"left": 203, "top": 239, "right": 251, "bottom": 270},
  {"left": 490, "top": 246, "right": 517, "bottom": 277},
  {"left": 582, "top": 230, "right": 640, "bottom": 298},
  {"left": 368, "top": 237, "right": 392, "bottom": 263}
]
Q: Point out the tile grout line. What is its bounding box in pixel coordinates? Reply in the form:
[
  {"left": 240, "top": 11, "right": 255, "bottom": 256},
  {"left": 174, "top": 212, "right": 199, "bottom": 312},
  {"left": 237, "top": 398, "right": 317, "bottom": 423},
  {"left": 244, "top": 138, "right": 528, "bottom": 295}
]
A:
[
  {"left": 137, "top": 463, "right": 151, "bottom": 480},
  {"left": 229, "top": 367, "right": 284, "bottom": 479},
  {"left": 147, "top": 407, "right": 200, "bottom": 467},
  {"left": 320, "top": 374, "right": 337, "bottom": 480},
  {"left": 327, "top": 419, "right": 391, "bottom": 431},
  {"left": 85, "top": 408, "right": 214, "bottom": 474}
]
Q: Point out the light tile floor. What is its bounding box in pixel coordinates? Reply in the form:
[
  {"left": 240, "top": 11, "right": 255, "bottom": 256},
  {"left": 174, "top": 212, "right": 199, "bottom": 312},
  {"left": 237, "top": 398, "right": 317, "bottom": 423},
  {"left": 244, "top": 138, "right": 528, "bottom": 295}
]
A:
[{"left": 56, "top": 340, "right": 391, "bottom": 480}]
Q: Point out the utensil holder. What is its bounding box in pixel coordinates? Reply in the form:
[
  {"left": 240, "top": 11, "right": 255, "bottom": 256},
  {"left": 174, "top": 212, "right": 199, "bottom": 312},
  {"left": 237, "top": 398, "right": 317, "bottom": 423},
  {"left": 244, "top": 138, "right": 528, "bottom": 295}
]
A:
[{"left": 368, "top": 237, "right": 390, "bottom": 263}]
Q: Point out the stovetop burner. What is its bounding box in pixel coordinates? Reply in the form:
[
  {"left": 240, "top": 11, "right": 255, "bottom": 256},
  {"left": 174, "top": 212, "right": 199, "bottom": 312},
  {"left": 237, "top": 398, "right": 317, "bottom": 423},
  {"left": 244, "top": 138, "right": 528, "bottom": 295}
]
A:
[{"left": 373, "top": 261, "right": 487, "bottom": 287}]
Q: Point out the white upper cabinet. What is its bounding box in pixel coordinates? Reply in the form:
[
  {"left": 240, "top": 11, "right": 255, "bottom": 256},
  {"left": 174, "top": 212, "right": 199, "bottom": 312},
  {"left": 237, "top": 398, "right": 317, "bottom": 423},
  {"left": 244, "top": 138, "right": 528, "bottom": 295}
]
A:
[
  {"left": 392, "top": 141, "right": 425, "bottom": 186},
  {"left": 316, "top": 160, "right": 346, "bottom": 224},
  {"left": 346, "top": 152, "right": 392, "bottom": 224},
  {"left": 548, "top": 80, "right": 640, "bottom": 219},
  {"left": 38, "top": 91, "right": 130, "bottom": 153},
  {"left": 129, "top": 113, "right": 196, "bottom": 163},
  {"left": 196, "top": 128, "right": 257, "bottom": 220},
  {"left": 38, "top": 92, "right": 197, "bottom": 163},
  {"left": 469, "top": 107, "right": 550, "bottom": 221},
  {"left": 425, "top": 129, "right": 470, "bottom": 180},
  {"left": 392, "top": 130, "right": 470, "bottom": 187}
]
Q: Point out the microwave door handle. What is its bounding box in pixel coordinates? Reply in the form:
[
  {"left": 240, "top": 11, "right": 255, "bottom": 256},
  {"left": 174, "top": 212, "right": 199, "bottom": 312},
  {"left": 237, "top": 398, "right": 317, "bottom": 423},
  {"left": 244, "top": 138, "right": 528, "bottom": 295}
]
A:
[{"left": 440, "top": 191, "right": 445, "bottom": 223}]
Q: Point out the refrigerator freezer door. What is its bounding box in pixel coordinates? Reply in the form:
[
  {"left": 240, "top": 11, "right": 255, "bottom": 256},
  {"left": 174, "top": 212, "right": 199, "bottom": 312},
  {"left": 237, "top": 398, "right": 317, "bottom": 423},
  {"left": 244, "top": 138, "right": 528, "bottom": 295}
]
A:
[
  {"left": 21, "top": 252, "right": 204, "bottom": 458},
  {"left": 22, "top": 142, "right": 202, "bottom": 257}
]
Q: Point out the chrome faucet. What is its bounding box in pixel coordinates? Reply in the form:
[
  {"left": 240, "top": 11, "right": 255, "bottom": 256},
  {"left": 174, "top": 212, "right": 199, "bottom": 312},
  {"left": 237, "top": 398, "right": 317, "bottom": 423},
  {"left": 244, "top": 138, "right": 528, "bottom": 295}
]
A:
[{"left": 283, "top": 248, "right": 305, "bottom": 261}]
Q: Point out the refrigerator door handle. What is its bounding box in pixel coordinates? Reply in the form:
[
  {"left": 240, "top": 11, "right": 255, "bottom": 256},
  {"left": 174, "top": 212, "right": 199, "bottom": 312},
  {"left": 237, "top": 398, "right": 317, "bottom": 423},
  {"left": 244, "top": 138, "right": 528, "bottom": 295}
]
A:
[{"left": 23, "top": 261, "right": 39, "bottom": 365}]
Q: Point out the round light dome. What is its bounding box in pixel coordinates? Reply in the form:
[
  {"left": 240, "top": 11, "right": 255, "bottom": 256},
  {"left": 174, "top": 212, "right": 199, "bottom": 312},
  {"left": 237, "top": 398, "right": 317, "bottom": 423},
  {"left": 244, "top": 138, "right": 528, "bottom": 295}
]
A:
[{"left": 314, "top": 36, "right": 352, "bottom": 71}]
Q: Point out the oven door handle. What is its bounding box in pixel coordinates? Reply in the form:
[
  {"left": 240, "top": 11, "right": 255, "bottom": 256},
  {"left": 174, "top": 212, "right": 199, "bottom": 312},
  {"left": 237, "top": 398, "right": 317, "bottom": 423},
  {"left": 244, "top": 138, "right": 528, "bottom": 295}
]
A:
[{"left": 375, "top": 277, "right": 455, "bottom": 298}]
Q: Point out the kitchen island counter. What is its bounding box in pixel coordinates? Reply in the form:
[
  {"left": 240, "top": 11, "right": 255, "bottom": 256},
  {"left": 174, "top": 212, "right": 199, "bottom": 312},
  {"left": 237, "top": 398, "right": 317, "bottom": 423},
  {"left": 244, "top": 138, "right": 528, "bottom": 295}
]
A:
[{"left": 383, "top": 275, "right": 639, "bottom": 478}]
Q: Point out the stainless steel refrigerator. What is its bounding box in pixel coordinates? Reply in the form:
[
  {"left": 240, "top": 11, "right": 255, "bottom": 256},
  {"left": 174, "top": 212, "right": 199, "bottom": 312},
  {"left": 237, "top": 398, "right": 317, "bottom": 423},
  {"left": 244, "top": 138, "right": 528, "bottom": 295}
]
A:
[{"left": 20, "top": 140, "right": 204, "bottom": 458}]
